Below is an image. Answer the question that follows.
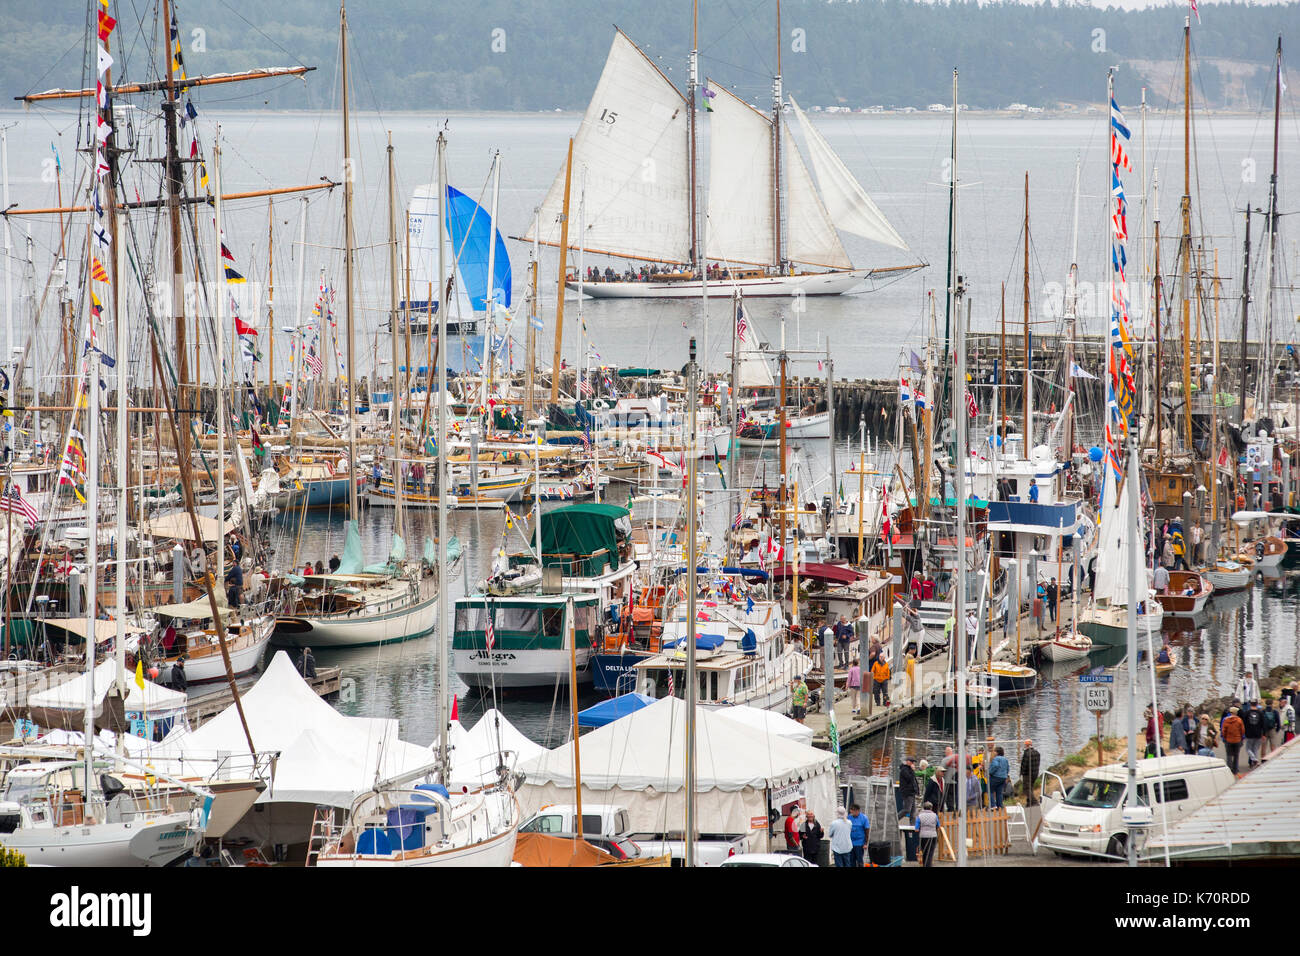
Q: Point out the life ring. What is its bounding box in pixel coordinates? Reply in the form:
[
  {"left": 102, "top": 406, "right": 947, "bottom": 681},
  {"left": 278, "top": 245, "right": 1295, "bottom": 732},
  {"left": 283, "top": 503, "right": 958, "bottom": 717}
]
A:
[{"left": 593, "top": 398, "right": 610, "bottom": 411}]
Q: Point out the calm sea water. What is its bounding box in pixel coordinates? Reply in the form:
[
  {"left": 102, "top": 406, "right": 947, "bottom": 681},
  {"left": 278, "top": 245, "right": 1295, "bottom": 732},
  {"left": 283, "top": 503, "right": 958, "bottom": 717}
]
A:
[{"left": 7, "top": 106, "right": 1299, "bottom": 773}]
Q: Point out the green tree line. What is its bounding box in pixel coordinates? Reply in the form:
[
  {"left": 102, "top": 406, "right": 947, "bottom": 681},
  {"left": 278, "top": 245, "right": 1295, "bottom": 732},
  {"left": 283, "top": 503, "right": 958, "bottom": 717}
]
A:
[{"left": 3, "top": 0, "right": 1295, "bottom": 112}]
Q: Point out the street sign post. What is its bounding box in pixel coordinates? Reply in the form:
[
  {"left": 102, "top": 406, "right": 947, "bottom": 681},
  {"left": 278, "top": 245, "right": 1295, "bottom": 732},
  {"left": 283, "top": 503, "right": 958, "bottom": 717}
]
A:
[{"left": 1080, "top": 678, "right": 1114, "bottom": 767}]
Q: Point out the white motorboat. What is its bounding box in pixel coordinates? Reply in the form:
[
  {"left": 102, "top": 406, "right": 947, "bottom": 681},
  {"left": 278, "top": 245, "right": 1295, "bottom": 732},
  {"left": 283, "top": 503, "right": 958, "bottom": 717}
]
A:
[{"left": 1039, "top": 630, "right": 1093, "bottom": 662}]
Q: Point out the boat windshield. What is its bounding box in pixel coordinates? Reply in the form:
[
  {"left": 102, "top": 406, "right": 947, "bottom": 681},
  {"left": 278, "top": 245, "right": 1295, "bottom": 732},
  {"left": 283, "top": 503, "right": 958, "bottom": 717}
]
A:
[{"left": 1063, "top": 778, "right": 1125, "bottom": 809}]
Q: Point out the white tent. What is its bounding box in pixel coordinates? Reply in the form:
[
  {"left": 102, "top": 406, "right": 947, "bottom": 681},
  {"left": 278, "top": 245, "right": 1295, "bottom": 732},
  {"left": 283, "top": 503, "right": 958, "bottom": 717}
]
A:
[
  {"left": 517, "top": 696, "right": 836, "bottom": 850},
  {"left": 450, "top": 708, "right": 547, "bottom": 789},
  {"left": 28, "top": 659, "right": 186, "bottom": 715},
  {"left": 158, "top": 651, "right": 432, "bottom": 808},
  {"left": 713, "top": 704, "right": 815, "bottom": 746}
]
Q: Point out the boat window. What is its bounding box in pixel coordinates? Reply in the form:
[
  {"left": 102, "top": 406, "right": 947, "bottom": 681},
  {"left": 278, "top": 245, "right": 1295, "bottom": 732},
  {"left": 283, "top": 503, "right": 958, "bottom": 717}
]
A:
[
  {"left": 1150, "top": 779, "right": 1189, "bottom": 803},
  {"left": 541, "top": 607, "right": 565, "bottom": 637},
  {"left": 1062, "top": 778, "right": 1125, "bottom": 809},
  {"left": 574, "top": 604, "right": 595, "bottom": 636},
  {"left": 497, "top": 607, "right": 540, "bottom": 633},
  {"left": 709, "top": 671, "right": 718, "bottom": 699},
  {"left": 454, "top": 605, "right": 487, "bottom": 632}
]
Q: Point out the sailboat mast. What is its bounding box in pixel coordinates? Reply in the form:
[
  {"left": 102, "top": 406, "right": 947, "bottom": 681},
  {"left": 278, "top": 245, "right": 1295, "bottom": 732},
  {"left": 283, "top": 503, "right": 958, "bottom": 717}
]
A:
[
  {"left": 771, "top": 0, "right": 784, "bottom": 271},
  {"left": 685, "top": 337, "right": 699, "bottom": 867},
  {"left": 1179, "top": 17, "right": 1194, "bottom": 452},
  {"left": 289, "top": 199, "right": 308, "bottom": 445},
  {"left": 435, "top": 132, "right": 451, "bottom": 784},
  {"left": 943, "top": 69, "right": 958, "bottom": 421},
  {"left": 387, "top": 131, "right": 404, "bottom": 539},
  {"left": 486, "top": 152, "right": 502, "bottom": 417},
  {"left": 1238, "top": 207, "right": 1252, "bottom": 419},
  {"left": 1022, "top": 173, "right": 1031, "bottom": 445},
  {"left": 688, "top": 0, "right": 700, "bottom": 271},
  {"left": 550, "top": 139, "right": 573, "bottom": 405},
  {"left": 266, "top": 198, "right": 275, "bottom": 394},
  {"left": 214, "top": 132, "right": 227, "bottom": 590},
  {"left": 1262, "top": 37, "right": 1283, "bottom": 416},
  {"left": 161, "top": 0, "right": 190, "bottom": 462},
  {"left": 527, "top": 208, "right": 539, "bottom": 420},
  {"left": 1154, "top": 169, "right": 1163, "bottom": 464},
  {"left": 341, "top": 0, "right": 360, "bottom": 523},
  {"left": 954, "top": 275, "right": 968, "bottom": 869}
]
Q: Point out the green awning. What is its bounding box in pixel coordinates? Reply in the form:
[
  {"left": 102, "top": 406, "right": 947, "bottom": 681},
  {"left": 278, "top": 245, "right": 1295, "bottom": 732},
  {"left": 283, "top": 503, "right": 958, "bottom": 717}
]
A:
[
  {"left": 616, "top": 368, "right": 661, "bottom": 378},
  {"left": 539, "top": 503, "right": 630, "bottom": 576}
]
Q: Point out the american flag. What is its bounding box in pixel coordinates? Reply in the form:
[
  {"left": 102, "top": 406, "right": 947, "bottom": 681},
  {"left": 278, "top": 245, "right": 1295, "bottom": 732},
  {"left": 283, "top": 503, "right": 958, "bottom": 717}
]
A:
[
  {"left": 0, "top": 484, "right": 38, "bottom": 528},
  {"left": 667, "top": 669, "right": 675, "bottom": 698},
  {"left": 736, "top": 307, "right": 748, "bottom": 344},
  {"left": 579, "top": 378, "right": 593, "bottom": 396},
  {"left": 965, "top": 386, "right": 979, "bottom": 419},
  {"left": 304, "top": 346, "right": 324, "bottom": 376},
  {"left": 485, "top": 608, "right": 495, "bottom": 651}
]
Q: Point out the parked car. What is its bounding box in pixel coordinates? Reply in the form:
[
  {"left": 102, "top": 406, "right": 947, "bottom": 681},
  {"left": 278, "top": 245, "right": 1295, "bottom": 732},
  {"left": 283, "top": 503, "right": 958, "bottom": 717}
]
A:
[{"left": 720, "top": 852, "right": 817, "bottom": 868}]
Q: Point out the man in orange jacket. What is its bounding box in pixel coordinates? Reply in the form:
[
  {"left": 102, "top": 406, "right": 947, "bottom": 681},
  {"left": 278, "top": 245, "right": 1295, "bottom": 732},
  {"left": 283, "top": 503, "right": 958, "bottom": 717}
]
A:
[
  {"left": 871, "top": 656, "right": 892, "bottom": 707},
  {"left": 1222, "top": 706, "right": 1246, "bottom": 775}
]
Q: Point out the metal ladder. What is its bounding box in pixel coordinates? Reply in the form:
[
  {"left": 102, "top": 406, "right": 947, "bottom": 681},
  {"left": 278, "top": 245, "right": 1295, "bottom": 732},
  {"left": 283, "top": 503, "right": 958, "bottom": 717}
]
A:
[{"left": 304, "top": 805, "right": 337, "bottom": 866}]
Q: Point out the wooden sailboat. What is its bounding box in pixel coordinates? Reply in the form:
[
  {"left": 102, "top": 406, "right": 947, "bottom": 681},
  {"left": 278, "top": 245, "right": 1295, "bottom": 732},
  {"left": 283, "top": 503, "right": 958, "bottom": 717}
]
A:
[{"left": 522, "top": 5, "right": 922, "bottom": 299}]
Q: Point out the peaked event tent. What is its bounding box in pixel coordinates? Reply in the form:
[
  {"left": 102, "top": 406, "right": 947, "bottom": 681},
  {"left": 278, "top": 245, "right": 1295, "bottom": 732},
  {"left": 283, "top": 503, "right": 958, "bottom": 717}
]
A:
[
  {"left": 517, "top": 696, "right": 836, "bottom": 850},
  {"left": 27, "top": 659, "right": 186, "bottom": 717},
  {"left": 159, "top": 652, "right": 432, "bottom": 807}
]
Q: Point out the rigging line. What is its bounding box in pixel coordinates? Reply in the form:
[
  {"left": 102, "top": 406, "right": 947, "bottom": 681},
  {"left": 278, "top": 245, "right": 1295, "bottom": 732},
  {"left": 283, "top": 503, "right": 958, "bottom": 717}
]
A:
[{"left": 211, "top": 0, "right": 311, "bottom": 71}]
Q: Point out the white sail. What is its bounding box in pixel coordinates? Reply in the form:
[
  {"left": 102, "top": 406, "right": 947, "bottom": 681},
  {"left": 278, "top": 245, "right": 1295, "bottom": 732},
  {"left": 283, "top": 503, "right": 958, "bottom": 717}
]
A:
[
  {"left": 523, "top": 31, "right": 690, "bottom": 264},
  {"left": 783, "top": 122, "right": 852, "bottom": 270},
  {"left": 789, "top": 97, "right": 909, "bottom": 251},
  {"left": 409, "top": 184, "right": 475, "bottom": 317},
  {"left": 1092, "top": 464, "right": 1132, "bottom": 608},
  {"left": 704, "top": 83, "right": 775, "bottom": 267}
]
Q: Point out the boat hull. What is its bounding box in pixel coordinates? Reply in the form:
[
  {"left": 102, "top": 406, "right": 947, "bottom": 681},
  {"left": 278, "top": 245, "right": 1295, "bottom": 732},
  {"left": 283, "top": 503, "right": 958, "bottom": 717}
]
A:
[
  {"left": 571, "top": 269, "right": 877, "bottom": 299},
  {"left": 273, "top": 586, "right": 438, "bottom": 649},
  {"left": 591, "top": 650, "right": 653, "bottom": 694},
  {"left": 1039, "top": 635, "right": 1092, "bottom": 662},
  {"left": 4, "top": 814, "right": 201, "bottom": 867},
  {"left": 1078, "top": 602, "right": 1165, "bottom": 647},
  {"left": 162, "top": 618, "right": 275, "bottom": 684},
  {"left": 454, "top": 646, "right": 595, "bottom": 689}
]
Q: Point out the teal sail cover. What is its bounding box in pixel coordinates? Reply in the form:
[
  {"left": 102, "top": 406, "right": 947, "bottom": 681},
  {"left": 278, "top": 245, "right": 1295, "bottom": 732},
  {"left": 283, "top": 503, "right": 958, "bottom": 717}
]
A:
[
  {"left": 336, "top": 520, "right": 364, "bottom": 575},
  {"left": 364, "top": 533, "right": 406, "bottom": 574}
]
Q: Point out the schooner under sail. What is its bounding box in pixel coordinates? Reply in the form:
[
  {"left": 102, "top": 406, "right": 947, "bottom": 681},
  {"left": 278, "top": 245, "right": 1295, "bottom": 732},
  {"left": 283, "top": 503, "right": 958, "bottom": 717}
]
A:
[{"left": 523, "top": 30, "right": 923, "bottom": 299}]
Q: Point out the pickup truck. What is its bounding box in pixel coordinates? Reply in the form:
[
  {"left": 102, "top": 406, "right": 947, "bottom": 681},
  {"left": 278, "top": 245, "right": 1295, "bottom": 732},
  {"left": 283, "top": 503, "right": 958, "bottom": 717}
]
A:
[
  {"left": 626, "top": 831, "right": 748, "bottom": 867},
  {"left": 518, "top": 804, "right": 747, "bottom": 865}
]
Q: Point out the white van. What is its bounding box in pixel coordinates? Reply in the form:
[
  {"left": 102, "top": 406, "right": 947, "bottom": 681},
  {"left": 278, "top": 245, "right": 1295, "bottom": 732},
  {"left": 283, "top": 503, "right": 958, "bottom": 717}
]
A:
[{"left": 1038, "top": 755, "right": 1235, "bottom": 859}]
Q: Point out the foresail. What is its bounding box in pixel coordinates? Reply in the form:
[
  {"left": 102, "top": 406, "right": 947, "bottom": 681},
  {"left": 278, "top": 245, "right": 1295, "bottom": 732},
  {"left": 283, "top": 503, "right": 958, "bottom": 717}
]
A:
[
  {"left": 704, "top": 83, "right": 775, "bottom": 267},
  {"left": 1092, "top": 465, "right": 1131, "bottom": 608},
  {"left": 783, "top": 121, "right": 852, "bottom": 270},
  {"left": 523, "top": 31, "right": 690, "bottom": 264},
  {"left": 408, "top": 184, "right": 474, "bottom": 316},
  {"left": 789, "top": 97, "right": 909, "bottom": 252}
]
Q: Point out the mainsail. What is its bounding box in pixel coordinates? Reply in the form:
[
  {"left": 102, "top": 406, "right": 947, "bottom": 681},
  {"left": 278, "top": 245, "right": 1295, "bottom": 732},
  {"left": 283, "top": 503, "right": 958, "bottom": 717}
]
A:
[
  {"left": 783, "top": 121, "right": 852, "bottom": 270},
  {"left": 704, "top": 82, "right": 775, "bottom": 267},
  {"left": 789, "top": 97, "right": 910, "bottom": 252},
  {"left": 523, "top": 31, "right": 691, "bottom": 264}
]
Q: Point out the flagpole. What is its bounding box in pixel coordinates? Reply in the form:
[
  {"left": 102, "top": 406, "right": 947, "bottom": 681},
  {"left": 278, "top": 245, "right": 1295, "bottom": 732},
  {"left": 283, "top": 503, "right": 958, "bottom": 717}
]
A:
[
  {"left": 289, "top": 198, "right": 307, "bottom": 447},
  {"left": 214, "top": 128, "right": 226, "bottom": 591}
]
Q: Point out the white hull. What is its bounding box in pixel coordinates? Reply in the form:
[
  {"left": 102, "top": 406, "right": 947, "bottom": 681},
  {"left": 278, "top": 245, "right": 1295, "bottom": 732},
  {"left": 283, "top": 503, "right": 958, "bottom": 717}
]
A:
[
  {"left": 168, "top": 618, "right": 274, "bottom": 684},
  {"left": 318, "top": 826, "right": 517, "bottom": 868},
  {"left": 1206, "top": 566, "right": 1251, "bottom": 592},
  {"left": 453, "top": 646, "right": 594, "bottom": 689},
  {"left": 1039, "top": 634, "right": 1093, "bottom": 662},
  {"left": 572, "top": 269, "right": 876, "bottom": 299},
  {"left": 275, "top": 584, "right": 438, "bottom": 648},
  {"left": 4, "top": 813, "right": 201, "bottom": 867}
]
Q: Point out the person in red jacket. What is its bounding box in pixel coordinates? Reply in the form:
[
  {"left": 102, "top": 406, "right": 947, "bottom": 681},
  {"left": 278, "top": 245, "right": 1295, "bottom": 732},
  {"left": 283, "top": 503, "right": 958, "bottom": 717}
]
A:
[
  {"left": 1143, "top": 706, "right": 1164, "bottom": 758},
  {"left": 1221, "top": 706, "right": 1246, "bottom": 775}
]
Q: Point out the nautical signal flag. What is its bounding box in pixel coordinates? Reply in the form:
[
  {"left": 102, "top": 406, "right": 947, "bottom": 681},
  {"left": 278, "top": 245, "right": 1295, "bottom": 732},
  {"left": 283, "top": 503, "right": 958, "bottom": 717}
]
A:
[
  {"left": 91, "top": 258, "right": 109, "bottom": 282},
  {"left": 224, "top": 266, "right": 246, "bottom": 284},
  {"left": 97, "top": 10, "right": 116, "bottom": 40},
  {"left": 220, "top": 242, "right": 235, "bottom": 261},
  {"left": 234, "top": 316, "right": 258, "bottom": 336},
  {"left": 90, "top": 291, "right": 103, "bottom": 316}
]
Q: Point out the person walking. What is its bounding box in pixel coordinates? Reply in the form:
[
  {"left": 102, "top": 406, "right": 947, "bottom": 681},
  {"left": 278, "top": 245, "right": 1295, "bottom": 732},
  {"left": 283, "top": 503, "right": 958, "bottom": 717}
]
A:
[
  {"left": 800, "top": 810, "right": 824, "bottom": 865},
  {"left": 1170, "top": 705, "right": 1188, "bottom": 753},
  {"left": 847, "top": 804, "right": 869, "bottom": 867},
  {"left": 898, "top": 756, "right": 920, "bottom": 824},
  {"left": 1222, "top": 706, "right": 1245, "bottom": 774},
  {"left": 921, "top": 760, "right": 943, "bottom": 813},
  {"left": 1281, "top": 694, "right": 1297, "bottom": 743},
  {"left": 1263, "top": 698, "right": 1281, "bottom": 757},
  {"left": 1242, "top": 700, "right": 1266, "bottom": 768},
  {"left": 790, "top": 675, "right": 809, "bottom": 724},
  {"left": 1046, "top": 577, "right": 1059, "bottom": 623},
  {"left": 987, "top": 746, "right": 1010, "bottom": 809},
  {"left": 1143, "top": 706, "right": 1164, "bottom": 758},
  {"left": 1179, "top": 706, "right": 1198, "bottom": 755},
  {"left": 871, "top": 655, "right": 892, "bottom": 707},
  {"left": 828, "top": 807, "right": 853, "bottom": 868},
  {"left": 1236, "top": 669, "right": 1261, "bottom": 705},
  {"left": 847, "top": 660, "right": 862, "bottom": 714},
  {"left": 964, "top": 767, "right": 983, "bottom": 810},
  {"left": 834, "top": 615, "right": 853, "bottom": 668},
  {"left": 1020, "top": 740, "right": 1041, "bottom": 805},
  {"left": 942, "top": 746, "right": 959, "bottom": 812},
  {"left": 1197, "top": 714, "right": 1218, "bottom": 757},
  {"left": 916, "top": 802, "right": 940, "bottom": 867}
]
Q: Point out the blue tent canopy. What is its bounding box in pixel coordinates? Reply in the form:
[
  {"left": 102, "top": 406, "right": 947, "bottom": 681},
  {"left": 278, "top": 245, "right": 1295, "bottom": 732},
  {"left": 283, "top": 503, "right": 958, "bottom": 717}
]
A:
[
  {"left": 664, "top": 634, "right": 726, "bottom": 651},
  {"left": 672, "top": 566, "right": 769, "bottom": 581},
  {"left": 577, "top": 693, "right": 656, "bottom": 729}
]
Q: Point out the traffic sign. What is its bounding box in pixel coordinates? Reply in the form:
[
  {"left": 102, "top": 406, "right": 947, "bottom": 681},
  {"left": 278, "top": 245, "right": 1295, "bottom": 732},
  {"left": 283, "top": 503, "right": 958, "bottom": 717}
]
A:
[
  {"left": 1078, "top": 674, "right": 1114, "bottom": 683},
  {"left": 1083, "top": 685, "right": 1113, "bottom": 713}
]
